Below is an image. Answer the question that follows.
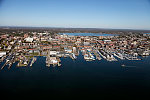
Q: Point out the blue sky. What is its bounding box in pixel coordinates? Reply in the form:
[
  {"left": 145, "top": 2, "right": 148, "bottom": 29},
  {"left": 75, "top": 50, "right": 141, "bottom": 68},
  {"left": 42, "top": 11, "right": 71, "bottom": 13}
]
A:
[{"left": 0, "top": 0, "right": 150, "bottom": 29}]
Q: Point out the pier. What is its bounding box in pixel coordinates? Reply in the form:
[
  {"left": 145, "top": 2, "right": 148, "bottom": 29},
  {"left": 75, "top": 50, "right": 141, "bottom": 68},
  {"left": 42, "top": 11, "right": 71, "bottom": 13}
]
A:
[
  {"left": 30, "top": 57, "right": 37, "bottom": 67},
  {"left": 1, "top": 60, "right": 9, "bottom": 70}
]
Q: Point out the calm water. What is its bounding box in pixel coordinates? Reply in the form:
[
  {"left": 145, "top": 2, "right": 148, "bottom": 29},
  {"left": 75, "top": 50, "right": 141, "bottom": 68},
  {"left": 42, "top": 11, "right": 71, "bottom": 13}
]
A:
[
  {"left": 59, "top": 33, "right": 116, "bottom": 36},
  {"left": 0, "top": 53, "right": 150, "bottom": 98}
]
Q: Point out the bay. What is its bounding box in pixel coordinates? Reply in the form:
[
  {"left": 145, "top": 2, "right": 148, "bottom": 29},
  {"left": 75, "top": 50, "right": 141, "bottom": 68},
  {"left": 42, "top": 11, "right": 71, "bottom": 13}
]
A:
[{"left": 0, "top": 52, "right": 150, "bottom": 98}]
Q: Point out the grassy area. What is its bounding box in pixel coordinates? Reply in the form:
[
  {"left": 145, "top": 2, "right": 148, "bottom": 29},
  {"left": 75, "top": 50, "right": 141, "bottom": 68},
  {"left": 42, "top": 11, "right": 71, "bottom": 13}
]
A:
[{"left": 25, "top": 52, "right": 39, "bottom": 58}]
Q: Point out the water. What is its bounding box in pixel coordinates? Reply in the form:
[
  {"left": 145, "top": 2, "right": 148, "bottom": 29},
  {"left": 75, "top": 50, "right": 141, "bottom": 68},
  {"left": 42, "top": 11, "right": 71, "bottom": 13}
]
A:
[
  {"left": 59, "top": 33, "right": 117, "bottom": 36},
  {"left": 0, "top": 54, "right": 150, "bottom": 98}
]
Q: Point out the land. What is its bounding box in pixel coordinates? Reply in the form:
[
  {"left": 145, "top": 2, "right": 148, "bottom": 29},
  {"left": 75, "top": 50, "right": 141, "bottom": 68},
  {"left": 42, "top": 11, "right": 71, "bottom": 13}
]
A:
[
  {"left": 1, "top": 26, "right": 150, "bottom": 35},
  {"left": 0, "top": 27, "right": 150, "bottom": 70}
]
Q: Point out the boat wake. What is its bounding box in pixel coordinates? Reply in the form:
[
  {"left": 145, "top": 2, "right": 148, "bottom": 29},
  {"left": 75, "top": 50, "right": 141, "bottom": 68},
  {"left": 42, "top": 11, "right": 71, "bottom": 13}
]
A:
[{"left": 121, "top": 64, "right": 136, "bottom": 68}]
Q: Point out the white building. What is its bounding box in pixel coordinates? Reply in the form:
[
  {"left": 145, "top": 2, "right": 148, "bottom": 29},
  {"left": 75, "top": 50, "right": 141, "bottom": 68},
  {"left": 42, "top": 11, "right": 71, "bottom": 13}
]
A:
[
  {"left": 50, "top": 51, "right": 59, "bottom": 55},
  {"left": 0, "top": 51, "right": 6, "bottom": 57},
  {"left": 25, "top": 37, "right": 33, "bottom": 42},
  {"left": 84, "top": 42, "right": 90, "bottom": 46},
  {"left": 73, "top": 47, "right": 76, "bottom": 53}
]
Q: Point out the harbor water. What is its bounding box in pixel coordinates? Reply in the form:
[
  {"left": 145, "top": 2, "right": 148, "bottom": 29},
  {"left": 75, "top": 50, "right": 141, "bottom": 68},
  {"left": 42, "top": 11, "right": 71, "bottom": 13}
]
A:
[
  {"left": 59, "top": 33, "right": 117, "bottom": 36},
  {"left": 0, "top": 52, "right": 150, "bottom": 98}
]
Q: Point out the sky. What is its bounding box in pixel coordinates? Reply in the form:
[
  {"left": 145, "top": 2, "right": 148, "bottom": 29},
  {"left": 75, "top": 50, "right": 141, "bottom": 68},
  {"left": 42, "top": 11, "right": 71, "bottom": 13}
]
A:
[{"left": 0, "top": 0, "right": 150, "bottom": 29}]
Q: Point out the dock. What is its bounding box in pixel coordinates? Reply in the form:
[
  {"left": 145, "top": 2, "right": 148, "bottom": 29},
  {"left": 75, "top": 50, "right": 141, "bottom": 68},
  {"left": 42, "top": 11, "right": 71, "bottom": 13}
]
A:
[
  {"left": 93, "top": 50, "right": 102, "bottom": 60},
  {"left": 1, "top": 60, "right": 9, "bottom": 70},
  {"left": 30, "top": 57, "right": 37, "bottom": 67}
]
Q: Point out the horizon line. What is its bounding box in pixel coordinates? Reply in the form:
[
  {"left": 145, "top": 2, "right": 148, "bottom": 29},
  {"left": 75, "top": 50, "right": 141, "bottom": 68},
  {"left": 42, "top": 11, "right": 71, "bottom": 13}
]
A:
[{"left": 0, "top": 25, "right": 150, "bottom": 31}]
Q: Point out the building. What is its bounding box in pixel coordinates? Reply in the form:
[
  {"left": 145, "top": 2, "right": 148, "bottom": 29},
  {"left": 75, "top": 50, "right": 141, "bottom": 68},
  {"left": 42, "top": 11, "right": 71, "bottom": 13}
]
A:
[
  {"left": 25, "top": 37, "right": 34, "bottom": 42},
  {"left": 0, "top": 51, "right": 6, "bottom": 57}
]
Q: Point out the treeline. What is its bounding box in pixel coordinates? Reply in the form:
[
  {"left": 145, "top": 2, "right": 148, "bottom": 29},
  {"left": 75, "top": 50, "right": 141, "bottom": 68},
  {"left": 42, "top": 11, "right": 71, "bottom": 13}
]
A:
[{"left": 0, "top": 27, "right": 150, "bottom": 35}]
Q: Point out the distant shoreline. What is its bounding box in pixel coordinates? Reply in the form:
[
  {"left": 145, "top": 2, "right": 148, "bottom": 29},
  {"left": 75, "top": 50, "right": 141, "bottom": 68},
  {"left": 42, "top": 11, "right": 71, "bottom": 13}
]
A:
[{"left": 0, "top": 26, "right": 150, "bottom": 33}]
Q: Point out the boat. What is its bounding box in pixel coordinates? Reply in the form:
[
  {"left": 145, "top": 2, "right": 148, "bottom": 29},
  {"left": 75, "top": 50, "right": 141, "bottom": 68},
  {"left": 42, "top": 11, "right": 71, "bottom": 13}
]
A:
[
  {"left": 106, "top": 54, "right": 117, "bottom": 61},
  {"left": 121, "top": 64, "right": 126, "bottom": 67},
  {"left": 84, "top": 54, "right": 93, "bottom": 61},
  {"left": 71, "top": 53, "right": 77, "bottom": 59}
]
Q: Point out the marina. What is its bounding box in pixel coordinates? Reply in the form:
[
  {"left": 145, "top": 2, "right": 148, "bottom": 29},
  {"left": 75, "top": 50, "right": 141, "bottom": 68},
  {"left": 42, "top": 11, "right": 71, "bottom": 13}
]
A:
[
  {"left": 1, "top": 31, "right": 149, "bottom": 70},
  {"left": 0, "top": 48, "right": 145, "bottom": 70}
]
